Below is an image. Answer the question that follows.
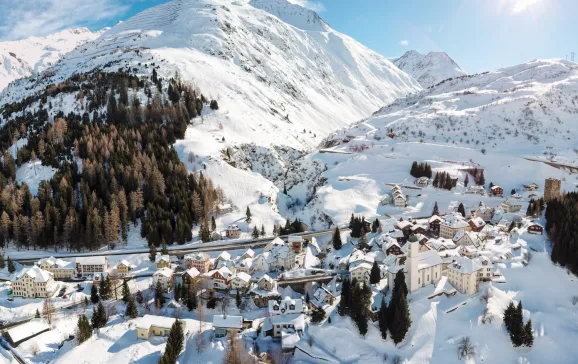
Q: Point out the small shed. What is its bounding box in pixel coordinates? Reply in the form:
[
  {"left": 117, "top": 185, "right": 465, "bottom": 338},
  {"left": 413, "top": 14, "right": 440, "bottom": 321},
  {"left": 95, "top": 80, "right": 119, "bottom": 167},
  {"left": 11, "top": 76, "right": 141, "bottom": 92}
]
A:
[{"left": 212, "top": 315, "right": 243, "bottom": 338}]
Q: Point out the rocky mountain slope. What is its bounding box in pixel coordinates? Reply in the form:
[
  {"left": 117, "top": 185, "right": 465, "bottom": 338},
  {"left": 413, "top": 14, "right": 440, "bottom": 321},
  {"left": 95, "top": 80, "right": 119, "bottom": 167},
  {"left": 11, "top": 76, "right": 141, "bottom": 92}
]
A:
[
  {"left": 392, "top": 50, "right": 466, "bottom": 88},
  {"left": 0, "top": 28, "right": 105, "bottom": 91}
]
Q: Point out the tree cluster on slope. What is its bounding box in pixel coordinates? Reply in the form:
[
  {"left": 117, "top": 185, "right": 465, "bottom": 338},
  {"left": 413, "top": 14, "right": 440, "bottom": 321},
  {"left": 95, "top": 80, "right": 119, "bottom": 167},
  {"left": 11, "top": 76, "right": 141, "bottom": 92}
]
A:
[
  {"left": 410, "top": 161, "right": 432, "bottom": 179},
  {"left": 432, "top": 171, "right": 456, "bottom": 190},
  {"left": 0, "top": 72, "right": 224, "bottom": 251},
  {"left": 545, "top": 192, "right": 578, "bottom": 275},
  {"left": 503, "top": 301, "right": 533, "bottom": 347}
]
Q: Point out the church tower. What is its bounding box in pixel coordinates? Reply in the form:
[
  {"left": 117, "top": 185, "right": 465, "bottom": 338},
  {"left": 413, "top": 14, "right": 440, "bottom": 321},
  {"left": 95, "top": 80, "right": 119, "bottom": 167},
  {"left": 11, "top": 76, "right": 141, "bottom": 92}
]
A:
[{"left": 407, "top": 234, "right": 419, "bottom": 293}]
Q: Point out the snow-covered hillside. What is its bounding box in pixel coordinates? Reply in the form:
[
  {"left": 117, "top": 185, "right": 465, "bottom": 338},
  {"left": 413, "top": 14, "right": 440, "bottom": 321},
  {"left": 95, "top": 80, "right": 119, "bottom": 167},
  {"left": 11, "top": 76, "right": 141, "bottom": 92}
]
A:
[
  {"left": 0, "top": 0, "right": 420, "bottom": 151},
  {"left": 393, "top": 50, "right": 466, "bottom": 88},
  {"left": 0, "top": 28, "right": 105, "bottom": 91}
]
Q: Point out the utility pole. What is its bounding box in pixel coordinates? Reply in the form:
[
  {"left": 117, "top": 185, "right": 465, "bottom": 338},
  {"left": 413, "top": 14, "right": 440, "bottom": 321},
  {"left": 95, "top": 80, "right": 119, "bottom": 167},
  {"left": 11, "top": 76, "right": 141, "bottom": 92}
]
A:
[{"left": 572, "top": 52, "right": 575, "bottom": 62}]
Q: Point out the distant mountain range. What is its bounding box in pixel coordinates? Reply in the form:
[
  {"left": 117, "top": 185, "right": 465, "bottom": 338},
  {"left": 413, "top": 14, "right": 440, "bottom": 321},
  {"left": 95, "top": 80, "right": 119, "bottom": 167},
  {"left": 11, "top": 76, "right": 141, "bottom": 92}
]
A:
[{"left": 392, "top": 50, "right": 467, "bottom": 88}]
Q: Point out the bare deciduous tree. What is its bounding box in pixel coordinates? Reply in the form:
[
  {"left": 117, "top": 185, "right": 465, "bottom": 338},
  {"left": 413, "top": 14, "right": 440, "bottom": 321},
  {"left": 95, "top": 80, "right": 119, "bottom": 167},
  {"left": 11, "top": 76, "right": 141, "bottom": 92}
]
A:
[
  {"left": 457, "top": 336, "right": 475, "bottom": 360},
  {"left": 42, "top": 298, "right": 55, "bottom": 325}
]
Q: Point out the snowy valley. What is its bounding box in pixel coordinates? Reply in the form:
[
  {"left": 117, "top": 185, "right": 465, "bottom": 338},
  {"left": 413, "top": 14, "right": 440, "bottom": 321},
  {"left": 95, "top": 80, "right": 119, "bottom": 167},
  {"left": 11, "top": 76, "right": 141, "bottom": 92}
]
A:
[{"left": 0, "top": 0, "right": 577, "bottom": 364}]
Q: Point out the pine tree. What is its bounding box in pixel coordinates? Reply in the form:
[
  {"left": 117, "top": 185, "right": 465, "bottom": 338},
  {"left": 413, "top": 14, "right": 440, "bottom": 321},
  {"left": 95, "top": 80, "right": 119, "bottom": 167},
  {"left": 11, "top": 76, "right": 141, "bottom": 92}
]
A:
[
  {"left": 358, "top": 232, "right": 368, "bottom": 250},
  {"left": 458, "top": 203, "right": 466, "bottom": 218},
  {"left": 523, "top": 319, "right": 534, "bottom": 347},
  {"left": 149, "top": 244, "right": 157, "bottom": 262},
  {"left": 311, "top": 306, "right": 326, "bottom": 323},
  {"left": 390, "top": 290, "right": 411, "bottom": 344},
  {"left": 99, "top": 275, "right": 110, "bottom": 301},
  {"left": 510, "top": 301, "right": 524, "bottom": 347},
  {"left": 432, "top": 201, "right": 439, "bottom": 216},
  {"left": 245, "top": 207, "right": 252, "bottom": 223},
  {"left": 260, "top": 224, "right": 265, "bottom": 237},
  {"left": 370, "top": 261, "right": 381, "bottom": 285},
  {"left": 338, "top": 277, "right": 350, "bottom": 316},
  {"left": 76, "top": 314, "right": 92, "bottom": 344},
  {"left": 378, "top": 297, "right": 388, "bottom": 340},
  {"left": 35, "top": 309, "right": 41, "bottom": 318},
  {"left": 91, "top": 307, "right": 99, "bottom": 329},
  {"left": 136, "top": 290, "right": 144, "bottom": 304},
  {"left": 479, "top": 170, "right": 485, "bottom": 185},
  {"left": 7, "top": 257, "right": 15, "bottom": 273},
  {"left": 97, "top": 301, "right": 107, "bottom": 328},
  {"left": 332, "top": 226, "right": 342, "bottom": 250},
  {"left": 211, "top": 216, "right": 216, "bottom": 231},
  {"left": 90, "top": 285, "right": 99, "bottom": 304},
  {"left": 503, "top": 301, "right": 516, "bottom": 333},
  {"left": 174, "top": 283, "right": 181, "bottom": 302},
  {"left": 251, "top": 226, "right": 259, "bottom": 239},
  {"left": 464, "top": 173, "right": 469, "bottom": 188},
  {"left": 126, "top": 295, "right": 138, "bottom": 319},
  {"left": 0, "top": 253, "right": 4, "bottom": 269},
  {"left": 187, "top": 291, "right": 197, "bottom": 312},
  {"left": 372, "top": 218, "right": 380, "bottom": 233},
  {"left": 164, "top": 319, "right": 184, "bottom": 362},
  {"left": 155, "top": 281, "right": 166, "bottom": 308},
  {"left": 349, "top": 214, "right": 355, "bottom": 229},
  {"left": 235, "top": 290, "right": 242, "bottom": 308},
  {"left": 122, "top": 280, "right": 131, "bottom": 303},
  {"left": 305, "top": 292, "right": 310, "bottom": 305},
  {"left": 161, "top": 240, "right": 168, "bottom": 255}
]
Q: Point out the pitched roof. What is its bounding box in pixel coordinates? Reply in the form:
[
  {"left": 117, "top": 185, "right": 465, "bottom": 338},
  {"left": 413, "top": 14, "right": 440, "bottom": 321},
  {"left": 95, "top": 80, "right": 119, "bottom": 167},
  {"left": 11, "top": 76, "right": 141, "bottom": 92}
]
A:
[
  {"left": 135, "top": 315, "right": 176, "bottom": 330},
  {"left": 5, "top": 319, "right": 50, "bottom": 344},
  {"left": 417, "top": 250, "right": 443, "bottom": 270},
  {"left": 269, "top": 298, "right": 304, "bottom": 315},
  {"left": 217, "top": 251, "right": 232, "bottom": 261},
  {"left": 429, "top": 215, "right": 443, "bottom": 223},
  {"left": 153, "top": 267, "right": 174, "bottom": 278},
  {"left": 212, "top": 315, "right": 243, "bottom": 329},
  {"left": 186, "top": 252, "right": 210, "bottom": 262},
  {"left": 231, "top": 272, "right": 252, "bottom": 283},
  {"left": 155, "top": 254, "right": 171, "bottom": 264},
  {"left": 184, "top": 267, "right": 200, "bottom": 278},
  {"left": 349, "top": 262, "right": 372, "bottom": 272},
  {"left": 17, "top": 266, "right": 53, "bottom": 283},
  {"left": 448, "top": 257, "right": 482, "bottom": 274}
]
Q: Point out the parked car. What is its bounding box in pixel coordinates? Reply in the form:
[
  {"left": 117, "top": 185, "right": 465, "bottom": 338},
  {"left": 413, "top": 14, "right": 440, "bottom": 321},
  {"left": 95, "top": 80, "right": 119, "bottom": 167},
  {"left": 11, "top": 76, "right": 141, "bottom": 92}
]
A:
[{"left": 62, "top": 294, "right": 67, "bottom": 299}]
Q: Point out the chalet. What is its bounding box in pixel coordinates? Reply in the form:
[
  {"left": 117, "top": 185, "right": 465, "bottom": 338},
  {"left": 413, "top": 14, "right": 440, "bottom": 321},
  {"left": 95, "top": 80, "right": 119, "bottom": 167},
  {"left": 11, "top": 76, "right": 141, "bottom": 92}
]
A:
[
  {"left": 472, "top": 204, "right": 495, "bottom": 222},
  {"left": 459, "top": 245, "right": 479, "bottom": 258},
  {"left": 415, "top": 177, "right": 429, "bottom": 187},
  {"left": 225, "top": 224, "right": 241, "bottom": 239},
  {"left": 429, "top": 215, "right": 443, "bottom": 235},
  {"left": 527, "top": 223, "right": 543, "bottom": 235},
  {"left": 182, "top": 267, "right": 200, "bottom": 286},
  {"left": 381, "top": 196, "right": 390, "bottom": 205},
  {"left": 391, "top": 230, "right": 405, "bottom": 242},
  {"left": 384, "top": 239, "right": 403, "bottom": 256},
  {"left": 184, "top": 252, "right": 211, "bottom": 273},
  {"left": 229, "top": 272, "right": 252, "bottom": 291},
  {"left": 217, "top": 203, "right": 234, "bottom": 214},
  {"left": 392, "top": 192, "right": 407, "bottom": 208},
  {"left": 115, "top": 260, "right": 131, "bottom": 277},
  {"left": 288, "top": 235, "right": 303, "bottom": 254},
  {"left": 252, "top": 254, "right": 270, "bottom": 272},
  {"left": 312, "top": 285, "right": 336, "bottom": 306},
  {"left": 466, "top": 186, "right": 485, "bottom": 195},
  {"left": 155, "top": 254, "right": 171, "bottom": 270},
  {"left": 235, "top": 258, "right": 254, "bottom": 274},
  {"left": 502, "top": 199, "right": 522, "bottom": 213},
  {"left": 257, "top": 274, "right": 275, "bottom": 291},
  {"left": 468, "top": 217, "right": 486, "bottom": 232},
  {"left": 153, "top": 268, "right": 174, "bottom": 291},
  {"left": 523, "top": 183, "right": 539, "bottom": 191},
  {"left": 3, "top": 319, "right": 50, "bottom": 347},
  {"left": 205, "top": 267, "right": 232, "bottom": 290},
  {"left": 136, "top": 315, "right": 192, "bottom": 340},
  {"left": 490, "top": 185, "right": 503, "bottom": 196},
  {"left": 426, "top": 238, "right": 456, "bottom": 252},
  {"left": 241, "top": 249, "right": 255, "bottom": 260},
  {"left": 213, "top": 315, "right": 243, "bottom": 338},
  {"left": 11, "top": 266, "right": 57, "bottom": 298},
  {"left": 215, "top": 251, "right": 232, "bottom": 266},
  {"left": 395, "top": 220, "right": 413, "bottom": 236},
  {"left": 350, "top": 263, "right": 371, "bottom": 283},
  {"left": 410, "top": 224, "right": 427, "bottom": 235},
  {"left": 440, "top": 214, "right": 470, "bottom": 239},
  {"left": 453, "top": 231, "right": 480, "bottom": 248},
  {"left": 473, "top": 256, "right": 493, "bottom": 281}
]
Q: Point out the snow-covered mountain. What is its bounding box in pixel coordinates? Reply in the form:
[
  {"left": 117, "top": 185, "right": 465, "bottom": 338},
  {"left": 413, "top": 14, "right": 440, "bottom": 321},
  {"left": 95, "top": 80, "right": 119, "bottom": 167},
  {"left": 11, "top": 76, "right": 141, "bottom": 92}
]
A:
[
  {"left": 0, "top": 27, "right": 105, "bottom": 91},
  {"left": 392, "top": 50, "right": 466, "bottom": 88},
  {"left": 0, "top": 0, "right": 421, "bottom": 151}
]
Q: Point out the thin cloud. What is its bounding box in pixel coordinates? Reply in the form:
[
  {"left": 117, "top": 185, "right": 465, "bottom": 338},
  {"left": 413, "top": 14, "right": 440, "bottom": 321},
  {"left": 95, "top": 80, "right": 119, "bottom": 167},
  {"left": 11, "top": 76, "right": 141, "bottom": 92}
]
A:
[
  {"left": 511, "top": 0, "right": 541, "bottom": 13},
  {"left": 400, "top": 40, "right": 409, "bottom": 47},
  {"left": 0, "top": 0, "right": 129, "bottom": 40},
  {"left": 288, "top": 0, "right": 326, "bottom": 12}
]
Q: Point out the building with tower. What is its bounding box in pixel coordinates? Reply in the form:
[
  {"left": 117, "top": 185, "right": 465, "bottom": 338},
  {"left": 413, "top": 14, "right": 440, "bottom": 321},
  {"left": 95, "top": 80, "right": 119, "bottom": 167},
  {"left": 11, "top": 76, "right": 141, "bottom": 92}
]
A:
[
  {"left": 544, "top": 178, "right": 561, "bottom": 203},
  {"left": 387, "top": 235, "right": 443, "bottom": 293}
]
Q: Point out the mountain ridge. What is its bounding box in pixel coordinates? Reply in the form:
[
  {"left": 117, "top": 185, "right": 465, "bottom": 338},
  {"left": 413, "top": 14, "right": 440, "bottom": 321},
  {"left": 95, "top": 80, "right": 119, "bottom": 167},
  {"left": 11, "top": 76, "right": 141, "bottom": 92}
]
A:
[{"left": 393, "top": 49, "right": 467, "bottom": 88}]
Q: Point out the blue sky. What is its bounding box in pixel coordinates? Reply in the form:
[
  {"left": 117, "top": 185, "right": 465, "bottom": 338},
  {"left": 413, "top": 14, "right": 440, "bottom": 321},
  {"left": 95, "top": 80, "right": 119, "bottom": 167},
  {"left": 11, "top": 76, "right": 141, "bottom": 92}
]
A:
[{"left": 0, "top": 0, "right": 574, "bottom": 73}]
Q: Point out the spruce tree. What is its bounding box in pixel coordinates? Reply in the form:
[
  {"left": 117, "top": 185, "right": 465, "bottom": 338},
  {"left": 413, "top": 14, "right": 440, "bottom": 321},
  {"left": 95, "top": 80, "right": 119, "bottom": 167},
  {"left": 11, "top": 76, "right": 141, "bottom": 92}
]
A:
[
  {"left": 523, "top": 319, "right": 534, "bottom": 347},
  {"left": 97, "top": 302, "right": 107, "bottom": 328},
  {"left": 252, "top": 226, "right": 259, "bottom": 239},
  {"left": 155, "top": 281, "right": 166, "bottom": 308},
  {"left": 464, "top": 173, "right": 469, "bottom": 188},
  {"left": 432, "top": 201, "right": 439, "bottom": 216},
  {"left": 358, "top": 232, "right": 368, "bottom": 250},
  {"left": 260, "top": 225, "right": 266, "bottom": 237},
  {"left": 90, "top": 285, "right": 99, "bottom": 304},
  {"left": 99, "top": 276, "right": 110, "bottom": 301},
  {"left": 211, "top": 216, "right": 216, "bottom": 231},
  {"left": 7, "top": 257, "right": 15, "bottom": 274},
  {"left": 77, "top": 314, "right": 92, "bottom": 344},
  {"left": 235, "top": 290, "right": 242, "bottom": 308},
  {"left": 149, "top": 243, "right": 157, "bottom": 262},
  {"left": 503, "top": 301, "right": 516, "bottom": 333},
  {"left": 161, "top": 240, "right": 168, "bottom": 255},
  {"left": 311, "top": 306, "right": 326, "bottom": 323},
  {"left": 35, "top": 309, "right": 41, "bottom": 318},
  {"left": 349, "top": 214, "right": 355, "bottom": 229},
  {"left": 126, "top": 295, "right": 138, "bottom": 319},
  {"left": 122, "top": 280, "right": 131, "bottom": 303},
  {"left": 245, "top": 207, "right": 252, "bottom": 223},
  {"left": 458, "top": 203, "right": 466, "bottom": 218},
  {"left": 136, "top": 290, "right": 144, "bottom": 304},
  {"left": 187, "top": 292, "right": 197, "bottom": 312},
  {"left": 0, "top": 253, "right": 4, "bottom": 269},
  {"left": 332, "top": 226, "right": 342, "bottom": 250},
  {"left": 163, "top": 319, "right": 184, "bottom": 362},
  {"left": 338, "top": 277, "right": 350, "bottom": 316},
  {"left": 510, "top": 301, "right": 524, "bottom": 347},
  {"left": 370, "top": 261, "right": 381, "bottom": 285},
  {"left": 91, "top": 307, "right": 99, "bottom": 329},
  {"left": 390, "top": 290, "right": 411, "bottom": 345},
  {"left": 378, "top": 297, "right": 388, "bottom": 340}
]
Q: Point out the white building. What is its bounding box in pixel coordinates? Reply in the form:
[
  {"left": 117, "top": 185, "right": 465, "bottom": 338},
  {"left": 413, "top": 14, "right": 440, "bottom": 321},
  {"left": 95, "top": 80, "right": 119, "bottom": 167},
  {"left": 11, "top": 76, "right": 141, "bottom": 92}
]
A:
[
  {"left": 391, "top": 186, "right": 407, "bottom": 208},
  {"left": 446, "top": 257, "right": 482, "bottom": 295},
  {"left": 204, "top": 266, "right": 232, "bottom": 290},
  {"left": 75, "top": 256, "right": 107, "bottom": 277},
  {"left": 388, "top": 236, "right": 443, "bottom": 293},
  {"left": 440, "top": 214, "right": 470, "bottom": 239},
  {"left": 229, "top": 272, "right": 252, "bottom": 291},
  {"left": 155, "top": 254, "right": 171, "bottom": 269},
  {"left": 213, "top": 315, "right": 243, "bottom": 338},
  {"left": 11, "top": 266, "right": 57, "bottom": 298},
  {"left": 152, "top": 267, "right": 174, "bottom": 291},
  {"left": 266, "top": 299, "right": 306, "bottom": 338},
  {"left": 37, "top": 256, "right": 75, "bottom": 280},
  {"left": 349, "top": 263, "right": 372, "bottom": 283}
]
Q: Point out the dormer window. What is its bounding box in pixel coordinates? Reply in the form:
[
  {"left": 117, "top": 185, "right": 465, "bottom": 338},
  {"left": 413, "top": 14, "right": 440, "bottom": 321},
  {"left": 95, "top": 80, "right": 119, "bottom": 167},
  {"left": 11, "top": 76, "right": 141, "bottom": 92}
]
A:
[
  {"left": 289, "top": 304, "right": 295, "bottom": 310},
  {"left": 273, "top": 305, "right": 279, "bottom": 311}
]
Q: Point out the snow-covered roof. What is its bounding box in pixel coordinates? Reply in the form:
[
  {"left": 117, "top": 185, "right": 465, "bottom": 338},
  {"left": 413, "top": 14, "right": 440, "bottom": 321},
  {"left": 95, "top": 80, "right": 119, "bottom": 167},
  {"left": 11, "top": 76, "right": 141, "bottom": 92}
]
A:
[
  {"left": 288, "top": 235, "right": 302, "bottom": 243},
  {"left": 186, "top": 252, "right": 210, "bottom": 262},
  {"left": 313, "top": 286, "right": 335, "bottom": 302},
  {"left": 217, "top": 251, "right": 232, "bottom": 261},
  {"left": 76, "top": 256, "right": 106, "bottom": 265},
  {"left": 258, "top": 274, "right": 274, "bottom": 284},
  {"left": 429, "top": 215, "right": 443, "bottom": 223},
  {"left": 212, "top": 315, "right": 243, "bottom": 329},
  {"left": 153, "top": 267, "right": 174, "bottom": 278},
  {"left": 5, "top": 319, "right": 50, "bottom": 344},
  {"left": 417, "top": 250, "right": 443, "bottom": 270},
  {"left": 350, "top": 262, "right": 372, "bottom": 272},
  {"left": 38, "top": 256, "right": 73, "bottom": 270},
  {"left": 396, "top": 220, "right": 412, "bottom": 230},
  {"left": 231, "top": 272, "right": 252, "bottom": 283},
  {"left": 281, "top": 329, "right": 301, "bottom": 349},
  {"left": 490, "top": 185, "right": 502, "bottom": 190},
  {"left": 117, "top": 259, "right": 131, "bottom": 268},
  {"left": 349, "top": 250, "right": 374, "bottom": 265},
  {"left": 16, "top": 266, "right": 53, "bottom": 283},
  {"left": 218, "top": 203, "right": 232, "bottom": 210},
  {"left": 432, "top": 276, "right": 457, "bottom": 297},
  {"left": 268, "top": 313, "right": 305, "bottom": 330},
  {"left": 135, "top": 315, "right": 177, "bottom": 330},
  {"left": 469, "top": 217, "right": 486, "bottom": 228},
  {"left": 448, "top": 257, "right": 482, "bottom": 274},
  {"left": 426, "top": 238, "right": 456, "bottom": 251},
  {"left": 269, "top": 298, "right": 304, "bottom": 315},
  {"left": 184, "top": 267, "right": 200, "bottom": 278},
  {"left": 226, "top": 224, "right": 240, "bottom": 231},
  {"left": 242, "top": 248, "right": 255, "bottom": 258},
  {"left": 441, "top": 214, "right": 469, "bottom": 229},
  {"left": 155, "top": 254, "right": 170, "bottom": 264},
  {"left": 391, "top": 230, "right": 404, "bottom": 238}
]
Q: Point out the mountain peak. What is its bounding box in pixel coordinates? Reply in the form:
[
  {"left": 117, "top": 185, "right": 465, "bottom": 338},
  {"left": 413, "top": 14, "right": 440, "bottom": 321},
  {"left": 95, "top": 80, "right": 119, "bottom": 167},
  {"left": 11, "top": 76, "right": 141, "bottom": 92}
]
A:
[
  {"left": 393, "top": 50, "right": 466, "bottom": 88},
  {"left": 249, "top": 0, "right": 329, "bottom": 31}
]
